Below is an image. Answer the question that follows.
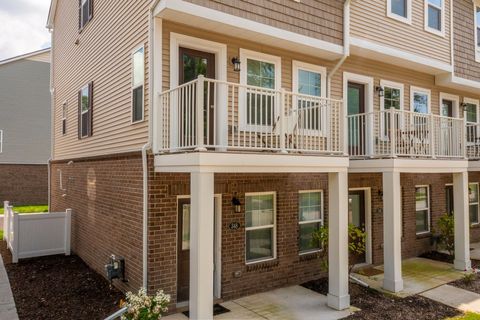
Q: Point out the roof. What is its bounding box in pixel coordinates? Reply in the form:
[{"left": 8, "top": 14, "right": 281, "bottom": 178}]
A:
[
  {"left": 46, "top": 0, "right": 57, "bottom": 29},
  {"left": 0, "top": 48, "right": 51, "bottom": 67}
]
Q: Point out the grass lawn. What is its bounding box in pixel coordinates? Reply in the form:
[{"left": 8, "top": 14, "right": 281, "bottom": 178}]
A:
[
  {"left": 447, "top": 312, "right": 480, "bottom": 319},
  {"left": 0, "top": 205, "right": 48, "bottom": 215}
]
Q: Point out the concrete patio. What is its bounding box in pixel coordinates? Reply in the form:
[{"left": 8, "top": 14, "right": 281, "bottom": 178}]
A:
[
  {"left": 164, "top": 285, "right": 352, "bottom": 320},
  {"left": 353, "top": 257, "right": 466, "bottom": 298}
]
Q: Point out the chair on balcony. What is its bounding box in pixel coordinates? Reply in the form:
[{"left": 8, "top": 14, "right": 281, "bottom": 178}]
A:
[{"left": 258, "top": 111, "right": 299, "bottom": 151}]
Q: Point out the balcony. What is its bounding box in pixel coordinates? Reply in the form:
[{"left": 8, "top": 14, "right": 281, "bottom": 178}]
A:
[
  {"left": 155, "top": 76, "right": 344, "bottom": 156},
  {"left": 346, "top": 109, "right": 466, "bottom": 159}
]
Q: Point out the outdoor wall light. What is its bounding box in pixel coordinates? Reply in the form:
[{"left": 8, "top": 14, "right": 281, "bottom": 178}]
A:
[
  {"left": 232, "top": 196, "right": 242, "bottom": 213},
  {"left": 461, "top": 102, "right": 468, "bottom": 111},
  {"left": 375, "top": 86, "right": 384, "bottom": 97},
  {"left": 231, "top": 57, "right": 241, "bottom": 72}
]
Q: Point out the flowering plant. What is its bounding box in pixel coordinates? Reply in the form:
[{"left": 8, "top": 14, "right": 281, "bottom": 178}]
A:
[{"left": 121, "top": 288, "right": 170, "bottom": 320}]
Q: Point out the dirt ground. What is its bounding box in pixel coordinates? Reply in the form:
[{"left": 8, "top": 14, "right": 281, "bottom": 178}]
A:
[
  {"left": 0, "top": 241, "right": 124, "bottom": 320},
  {"left": 303, "top": 278, "right": 462, "bottom": 320}
]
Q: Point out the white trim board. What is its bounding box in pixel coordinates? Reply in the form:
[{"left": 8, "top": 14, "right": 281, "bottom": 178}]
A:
[
  {"left": 436, "top": 73, "right": 480, "bottom": 95},
  {"left": 154, "top": 0, "right": 344, "bottom": 61},
  {"left": 349, "top": 158, "right": 469, "bottom": 173}
]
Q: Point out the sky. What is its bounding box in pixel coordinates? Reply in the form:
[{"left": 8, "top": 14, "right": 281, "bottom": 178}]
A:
[{"left": 0, "top": 0, "right": 51, "bottom": 61}]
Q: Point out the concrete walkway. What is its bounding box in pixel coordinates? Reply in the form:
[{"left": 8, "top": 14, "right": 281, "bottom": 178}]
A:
[
  {"left": 421, "top": 284, "right": 480, "bottom": 313},
  {"left": 164, "top": 285, "right": 351, "bottom": 320},
  {"left": 0, "top": 254, "right": 18, "bottom": 320}
]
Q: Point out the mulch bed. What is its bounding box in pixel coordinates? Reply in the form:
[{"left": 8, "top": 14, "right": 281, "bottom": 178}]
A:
[
  {"left": 450, "top": 272, "right": 480, "bottom": 295},
  {"left": 302, "top": 278, "right": 462, "bottom": 320},
  {"left": 0, "top": 241, "right": 124, "bottom": 320}
]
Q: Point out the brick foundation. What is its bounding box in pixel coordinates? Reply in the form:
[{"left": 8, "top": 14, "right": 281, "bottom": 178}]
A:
[{"left": 0, "top": 164, "right": 48, "bottom": 205}]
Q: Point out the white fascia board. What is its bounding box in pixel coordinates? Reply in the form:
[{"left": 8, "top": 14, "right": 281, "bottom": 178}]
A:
[
  {"left": 0, "top": 48, "right": 51, "bottom": 67},
  {"left": 350, "top": 37, "right": 453, "bottom": 75},
  {"left": 436, "top": 73, "right": 480, "bottom": 95},
  {"left": 155, "top": 152, "right": 349, "bottom": 173},
  {"left": 468, "top": 161, "right": 480, "bottom": 172},
  {"left": 349, "top": 159, "right": 468, "bottom": 173},
  {"left": 46, "top": 0, "right": 57, "bottom": 29},
  {"left": 155, "top": 0, "right": 344, "bottom": 61}
]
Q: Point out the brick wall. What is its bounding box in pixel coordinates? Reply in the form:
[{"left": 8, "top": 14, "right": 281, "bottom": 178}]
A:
[
  {"left": 148, "top": 171, "right": 330, "bottom": 305},
  {"left": 0, "top": 164, "right": 48, "bottom": 205},
  {"left": 50, "top": 153, "right": 144, "bottom": 293}
]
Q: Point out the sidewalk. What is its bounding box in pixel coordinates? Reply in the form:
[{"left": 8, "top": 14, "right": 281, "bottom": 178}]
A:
[{"left": 0, "top": 253, "right": 18, "bottom": 320}]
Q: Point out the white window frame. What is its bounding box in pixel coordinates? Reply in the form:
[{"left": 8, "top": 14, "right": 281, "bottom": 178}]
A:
[
  {"left": 387, "top": 0, "right": 412, "bottom": 24},
  {"left": 292, "top": 61, "right": 327, "bottom": 137},
  {"left": 0, "top": 130, "right": 3, "bottom": 153},
  {"left": 465, "top": 97, "right": 480, "bottom": 146},
  {"left": 245, "top": 191, "right": 277, "bottom": 264},
  {"left": 380, "top": 80, "right": 404, "bottom": 139},
  {"left": 415, "top": 185, "right": 431, "bottom": 235},
  {"left": 410, "top": 86, "right": 431, "bottom": 114},
  {"left": 80, "top": 84, "right": 90, "bottom": 139},
  {"left": 80, "top": 0, "right": 91, "bottom": 30},
  {"left": 298, "top": 190, "right": 324, "bottom": 255},
  {"left": 475, "top": 3, "right": 480, "bottom": 62},
  {"left": 131, "top": 45, "right": 145, "bottom": 124},
  {"left": 62, "top": 101, "right": 67, "bottom": 135},
  {"left": 470, "top": 182, "right": 480, "bottom": 225},
  {"left": 439, "top": 93, "right": 460, "bottom": 118},
  {"left": 239, "top": 49, "right": 281, "bottom": 132},
  {"left": 424, "top": 0, "right": 445, "bottom": 37}
]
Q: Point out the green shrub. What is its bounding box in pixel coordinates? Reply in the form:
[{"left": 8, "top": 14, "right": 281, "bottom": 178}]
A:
[
  {"left": 462, "top": 272, "right": 477, "bottom": 285},
  {"left": 437, "top": 213, "right": 455, "bottom": 257}
]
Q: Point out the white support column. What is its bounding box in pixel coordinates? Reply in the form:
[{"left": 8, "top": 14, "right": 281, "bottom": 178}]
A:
[
  {"left": 382, "top": 171, "right": 403, "bottom": 292},
  {"left": 189, "top": 171, "right": 214, "bottom": 320},
  {"left": 453, "top": 171, "right": 471, "bottom": 271},
  {"left": 328, "top": 171, "right": 350, "bottom": 310}
]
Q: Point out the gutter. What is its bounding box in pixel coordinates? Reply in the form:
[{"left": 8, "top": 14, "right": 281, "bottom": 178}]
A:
[{"left": 327, "top": 0, "right": 351, "bottom": 98}]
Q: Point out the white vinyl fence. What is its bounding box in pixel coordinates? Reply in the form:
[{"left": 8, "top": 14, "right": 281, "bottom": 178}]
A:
[{"left": 3, "top": 201, "right": 71, "bottom": 263}]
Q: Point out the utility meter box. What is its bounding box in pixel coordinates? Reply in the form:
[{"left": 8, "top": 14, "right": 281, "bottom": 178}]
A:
[{"left": 105, "top": 255, "right": 126, "bottom": 282}]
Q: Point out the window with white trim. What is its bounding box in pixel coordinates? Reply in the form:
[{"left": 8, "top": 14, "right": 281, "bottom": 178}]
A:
[
  {"left": 298, "top": 190, "right": 323, "bottom": 254},
  {"left": 425, "top": 0, "right": 444, "bottom": 36},
  {"left": 475, "top": 6, "right": 480, "bottom": 61},
  {"left": 387, "top": 0, "right": 412, "bottom": 24},
  {"left": 465, "top": 98, "right": 479, "bottom": 144},
  {"left": 245, "top": 192, "right": 276, "bottom": 263},
  {"left": 293, "top": 61, "right": 326, "bottom": 133},
  {"left": 470, "top": 183, "right": 480, "bottom": 224},
  {"left": 240, "top": 49, "right": 281, "bottom": 129},
  {"left": 78, "top": 82, "right": 93, "bottom": 139},
  {"left": 132, "top": 46, "right": 145, "bottom": 123},
  {"left": 411, "top": 87, "right": 430, "bottom": 114},
  {"left": 415, "top": 186, "right": 430, "bottom": 234},
  {"left": 380, "top": 80, "right": 404, "bottom": 138},
  {"left": 62, "top": 102, "right": 67, "bottom": 135},
  {"left": 79, "top": 0, "right": 93, "bottom": 30}
]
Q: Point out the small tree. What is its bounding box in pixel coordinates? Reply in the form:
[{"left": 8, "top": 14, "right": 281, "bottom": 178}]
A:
[
  {"left": 437, "top": 213, "right": 455, "bottom": 257},
  {"left": 313, "top": 224, "right": 367, "bottom": 274}
]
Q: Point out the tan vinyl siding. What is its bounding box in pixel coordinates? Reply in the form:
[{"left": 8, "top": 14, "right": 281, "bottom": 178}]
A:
[
  {"left": 163, "top": 21, "right": 480, "bottom": 118},
  {"left": 350, "top": 0, "right": 451, "bottom": 64},
  {"left": 26, "top": 51, "right": 51, "bottom": 63},
  {"left": 52, "top": 0, "right": 150, "bottom": 160},
  {"left": 182, "top": 0, "right": 344, "bottom": 45},
  {"left": 453, "top": 0, "right": 480, "bottom": 82}
]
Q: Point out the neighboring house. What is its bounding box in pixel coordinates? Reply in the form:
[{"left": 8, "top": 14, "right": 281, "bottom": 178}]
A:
[
  {"left": 0, "top": 49, "right": 51, "bottom": 205},
  {"left": 46, "top": 0, "right": 480, "bottom": 318}
]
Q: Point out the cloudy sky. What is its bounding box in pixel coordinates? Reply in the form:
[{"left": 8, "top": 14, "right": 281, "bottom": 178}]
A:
[{"left": 0, "top": 0, "right": 51, "bottom": 61}]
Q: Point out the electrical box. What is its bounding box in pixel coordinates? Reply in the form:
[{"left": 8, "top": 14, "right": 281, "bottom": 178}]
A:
[{"left": 105, "top": 255, "right": 126, "bottom": 282}]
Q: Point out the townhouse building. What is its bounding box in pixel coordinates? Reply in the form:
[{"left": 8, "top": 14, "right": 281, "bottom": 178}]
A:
[
  {"left": 47, "top": 0, "right": 480, "bottom": 318},
  {"left": 0, "top": 49, "right": 51, "bottom": 205}
]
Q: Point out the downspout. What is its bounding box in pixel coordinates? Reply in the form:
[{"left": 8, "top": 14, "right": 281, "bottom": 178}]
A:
[
  {"left": 48, "top": 26, "right": 55, "bottom": 211},
  {"left": 142, "top": 0, "right": 160, "bottom": 289},
  {"left": 326, "top": 0, "right": 351, "bottom": 98}
]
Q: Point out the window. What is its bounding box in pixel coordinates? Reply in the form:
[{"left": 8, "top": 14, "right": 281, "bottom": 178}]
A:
[
  {"left": 132, "top": 46, "right": 144, "bottom": 123},
  {"left": 387, "top": 0, "right": 412, "bottom": 24},
  {"left": 470, "top": 183, "right": 480, "bottom": 225},
  {"left": 240, "top": 49, "right": 281, "bottom": 129},
  {"left": 245, "top": 192, "right": 276, "bottom": 263},
  {"left": 415, "top": 186, "right": 430, "bottom": 234},
  {"left": 439, "top": 93, "right": 459, "bottom": 118},
  {"left": 425, "top": 0, "right": 444, "bottom": 36},
  {"left": 293, "top": 61, "right": 327, "bottom": 133},
  {"left": 0, "top": 130, "right": 3, "bottom": 153},
  {"left": 62, "top": 102, "right": 67, "bottom": 135},
  {"left": 380, "top": 80, "right": 404, "bottom": 137},
  {"left": 79, "top": 0, "right": 93, "bottom": 30},
  {"left": 78, "top": 82, "right": 93, "bottom": 138},
  {"left": 476, "top": 6, "right": 480, "bottom": 62},
  {"left": 298, "top": 191, "right": 323, "bottom": 254},
  {"left": 445, "top": 184, "right": 454, "bottom": 215},
  {"left": 465, "top": 98, "right": 479, "bottom": 144},
  {"left": 411, "top": 87, "right": 430, "bottom": 114}
]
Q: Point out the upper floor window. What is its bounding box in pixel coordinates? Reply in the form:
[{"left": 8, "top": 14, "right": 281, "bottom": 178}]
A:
[
  {"left": 78, "top": 82, "right": 93, "bottom": 139},
  {"left": 380, "top": 80, "right": 404, "bottom": 137},
  {"left": 411, "top": 87, "right": 431, "bottom": 114},
  {"left": 465, "top": 98, "right": 479, "bottom": 144},
  {"left": 132, "top": 46, "right": 145, "bottom": 123},
  {"left": 425, "top": 0, "right": 444, "bottom": 36},
  {"left": 62, "top": 102, "right": 67, "bottom": 135},
  {"left": 387, "top": 0, "right": 412, "bottom": 24},
  {"left": 0, "top": 130, "right": 3, "bottom": 153},
  {"left": 79, "top": 0, "right": 93, "bottom": 30},
  {"left": 475, "top": 6, "right": 480, "bottom": 62}
]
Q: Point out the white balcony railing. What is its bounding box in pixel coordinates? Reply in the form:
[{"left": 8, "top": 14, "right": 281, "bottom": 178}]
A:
[
  {"left": 156, "top": 76, "right": 344, "bottom": 155},
  {"left": 347, "top": 109, "right": 465, "bottom": 159},
  {"left": 467, "top": 123, "right": 480, "bottom": 160}
]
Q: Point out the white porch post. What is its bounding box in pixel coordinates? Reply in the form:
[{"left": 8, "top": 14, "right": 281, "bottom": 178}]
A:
[
  {"left": 189, "top": 171, "right": 214, "bottom": 320},
  {"left": 328, "top": 171, "right": 350, "bottom": 310},
  {"left": 382, "top": 171, "right": 403, "bottom": 292},
  {"left": 453, "top": 171, "right": 471, "bottom": 271}
]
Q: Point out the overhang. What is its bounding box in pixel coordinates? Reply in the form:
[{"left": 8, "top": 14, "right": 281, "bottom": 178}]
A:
[{"left": 349, "top": 159, "right": 469, "bottom": 173}]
